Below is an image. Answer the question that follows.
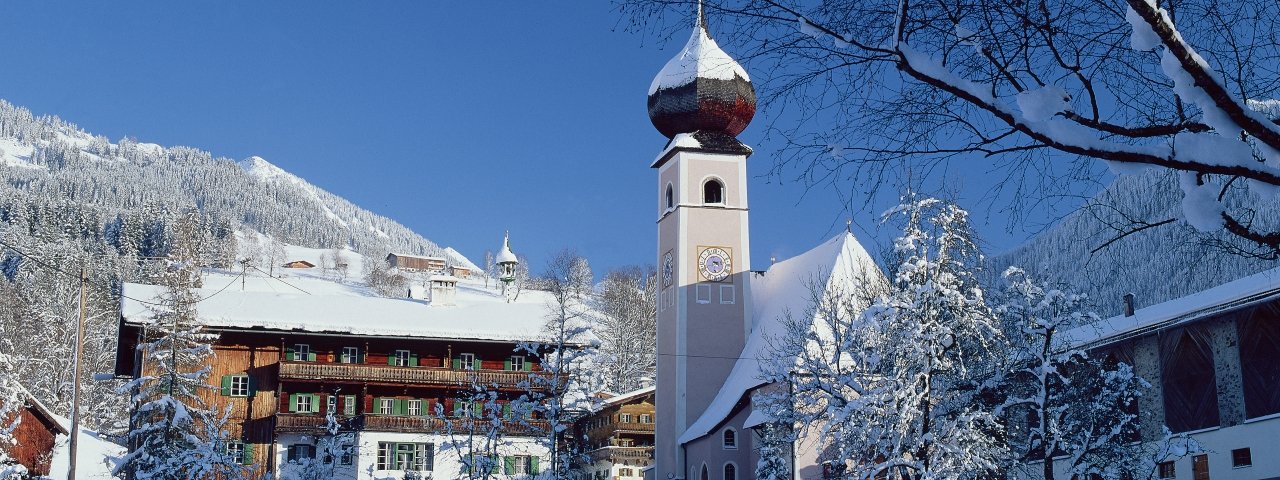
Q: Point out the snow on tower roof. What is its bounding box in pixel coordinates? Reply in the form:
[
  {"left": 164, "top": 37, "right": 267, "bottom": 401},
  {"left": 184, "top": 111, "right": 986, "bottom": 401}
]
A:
[
  {"left": 1062, "top": 265, "right": 1280, "bottom": 349},
  {"left": 679, "top": 232, "right": 885, "bottom": 444},
  {"left": 496, "top": 231, "right": 518, "bottom": 264},
  {"left": 647, "top": 22, "right": 751, "bottom": 96}
]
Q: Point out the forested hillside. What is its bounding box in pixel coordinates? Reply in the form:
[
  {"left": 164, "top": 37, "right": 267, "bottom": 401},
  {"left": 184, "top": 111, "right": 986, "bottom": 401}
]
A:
[
  {"left": 989, "top": 168, "right": 1280, "bottom": 317},
  {"left": 0, "top": 99, "right": 463, "bottom": 262}
]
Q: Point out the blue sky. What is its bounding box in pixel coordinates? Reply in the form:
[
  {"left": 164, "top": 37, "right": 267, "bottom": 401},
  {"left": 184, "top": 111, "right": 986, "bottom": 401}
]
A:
[{"left": 0, "top": 2, "right": 1069, "bottom": 274}]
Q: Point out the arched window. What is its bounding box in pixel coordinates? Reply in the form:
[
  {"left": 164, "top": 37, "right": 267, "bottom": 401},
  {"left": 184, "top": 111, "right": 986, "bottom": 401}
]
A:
[
  {"left": 703, "top": 179, "right": 724, "bottom": 204},
  {"left": 665, "top": 184, "right": 674, "bottom": 210},
  {"left": 701, "top": 463, "right": 709, "bottom": 480},
  {"left": 723, "top": 463, "right": 737, "bottom": 480},
  {"left": 722, "top": 428, "right": 737, "bottom": 449}
]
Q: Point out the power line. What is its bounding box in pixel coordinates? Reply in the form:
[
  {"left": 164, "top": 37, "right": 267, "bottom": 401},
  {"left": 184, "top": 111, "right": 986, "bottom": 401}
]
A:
[{"left": 247, "top": 264, "right": 311, "bottom": 295}]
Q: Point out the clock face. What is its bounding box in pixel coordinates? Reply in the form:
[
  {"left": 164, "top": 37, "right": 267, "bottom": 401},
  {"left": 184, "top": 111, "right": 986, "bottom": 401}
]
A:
[
  {"left": 661, "top": 251, "right": 674, "bottom": 288},
  {"left": 697, "top": 247, "right": 732, "bottom": 282}
]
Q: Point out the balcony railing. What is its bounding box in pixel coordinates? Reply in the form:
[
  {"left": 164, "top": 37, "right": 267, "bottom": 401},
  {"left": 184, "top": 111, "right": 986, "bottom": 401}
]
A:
[
  {"left": 614, "top": 422, "right": 655, "bottom": 433},
  {"left": 276, "top": 413, "right": 548, "bottom": 436},
  {"left": 278, "top": 361, "right": 548, "bottom": 390},
  {"left": 588, "top": 446, "right": 653, "bottom": 463}
]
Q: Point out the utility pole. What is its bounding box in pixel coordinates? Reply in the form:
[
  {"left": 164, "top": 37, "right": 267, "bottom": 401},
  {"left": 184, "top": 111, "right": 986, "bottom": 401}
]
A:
[{"left": 68, "top": 268, "right": 87, "bottom": 480}]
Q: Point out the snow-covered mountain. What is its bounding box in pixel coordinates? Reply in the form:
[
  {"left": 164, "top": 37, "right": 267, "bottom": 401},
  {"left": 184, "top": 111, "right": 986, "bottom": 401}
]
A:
[
  {"left": 989, "top": 169, "right": 1280, "bottom": 317},
  {"left": 0, "top": 98, "right": 473, "bottom": 267}
]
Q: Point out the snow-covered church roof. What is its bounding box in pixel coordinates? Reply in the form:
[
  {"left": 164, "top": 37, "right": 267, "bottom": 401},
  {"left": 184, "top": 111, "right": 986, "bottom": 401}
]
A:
[
  {"left": 679, "top": 232, "right": 885, "bottom": 444},
  {"left": 496, "top": 231, "right": 518, "bottom": 265}
]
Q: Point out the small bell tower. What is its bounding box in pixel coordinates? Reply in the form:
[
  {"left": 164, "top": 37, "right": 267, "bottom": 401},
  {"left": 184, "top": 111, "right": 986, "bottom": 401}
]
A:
[{"left": 495, "top": 231, "right": 519, "bottom": 302}]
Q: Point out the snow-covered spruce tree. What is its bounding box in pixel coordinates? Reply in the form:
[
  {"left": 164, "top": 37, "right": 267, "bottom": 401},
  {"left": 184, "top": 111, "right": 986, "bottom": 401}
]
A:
[
  {"left": 997, "top": 268, "right": 1149, "bottom": 480},
  {"left": 516, "top": 249, "right": 599, "bottom": 479},
  {"left": 762, "top": 197, "right": 1006, "bottom": 479},
  {"left": 114, "top": 211, "right": 247, "bottom": 480},
  {"left": 438, "top": 384, "right": 516, "bottom": 480}
]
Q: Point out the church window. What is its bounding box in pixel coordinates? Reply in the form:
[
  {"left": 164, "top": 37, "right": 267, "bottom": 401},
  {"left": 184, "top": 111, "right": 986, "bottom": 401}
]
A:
[
  {"left": 720, "top": 285, "right": 736, "bottom": 304},
  {"left": 703, "top": 179, "right": 724, "bottom": 204},
  {"left": 722, "top": 428, "right": 737, "bottom": 449},
  {"left": 701, "top": 464, "right": 709, "bottom": 480},
  {"left": 723, "top": 463, "right": 737, "bottom": 480},
  {"left": 696, "top": 285, "right": 711, "bottom": 304},
  {"left": 665, "top": 184, "right": 674, "bottom": 210},
  {"left": 1160, "top": 326, "right": 1219, "bottom": 432},
  {"left": 1238, "top": 305, "right": 1280, "bottom": 418}
]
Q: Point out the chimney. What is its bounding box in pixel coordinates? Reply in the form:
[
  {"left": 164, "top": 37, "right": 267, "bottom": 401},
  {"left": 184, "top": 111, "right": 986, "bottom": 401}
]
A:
[
  {"left": 1123, "top": 293, "right": 1135, "bottom": 317},
  {"left": 428, "top": 275, "right": 458, "bottom": 307}
]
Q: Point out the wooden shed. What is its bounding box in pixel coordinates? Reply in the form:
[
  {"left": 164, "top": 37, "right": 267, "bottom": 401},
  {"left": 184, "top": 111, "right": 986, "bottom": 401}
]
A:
[
  {"left": 282, "top": 260, "right": 315, "bottom": 269},
  {"left": 1, "top": 391, "right": 68, "bottom": 476}
]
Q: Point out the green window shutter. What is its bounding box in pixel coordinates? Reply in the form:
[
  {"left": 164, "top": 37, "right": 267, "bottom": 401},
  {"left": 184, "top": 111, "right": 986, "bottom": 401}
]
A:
[
  {"left": 388, "top": 354, "right": 396, "bottom": 365},
  {"left": 504, "top": 358, "right": 512, "bottom": 371},
  {"left": 452, "top": 401, "right": 462, "bottom": 417},
  {"left": 395, "top": 399, "right": 408, "bottom": 416},
  {"left": 474, "top": 355, "right": 482, "bottom": 370},
  {"left": 242, "top": 443, "right": 254, "bottom": 465},
  {"left": 473, "top": 402, "right": 483, "bottom": 417},
  {"left": 310, "top": 394, "right": 321, "bottom": 411},
  {"left": 359, "top": 351, "right": 365, "bottom": 364},
  {"left": 307, "top": 351, "right": 316, "bottom": 362},
  {"left": 220, "top": 375, "right": 232, "bottom": 396},
  {"left": 503, "top": 456, "right": 514, "bottom": 475},
  {"left": 246, "top": 376, "right": 257, "bottom": 397},
  {"left": 288, "top": 393, "right": 298, "bottom": 413},
  {"left": 452, "top": 357, "right": 461, "bottom": 369},
  {"left": 502, "top": 403, "right": 511, "bottom": 418},
  {"left": 524, "top": 360, "right": 532, "bottom": 372},
  {"left": 409, "top": 353, "right": 419, "bottom": 367},
  {"left": 373, "top": 397, "right": 383, "bottom": 415},
  {"left": 285, "top": 346, "right": 295, "bottom": 361},
  {"left": 530, "top": 456, "right": 540, "bottom": 474}
]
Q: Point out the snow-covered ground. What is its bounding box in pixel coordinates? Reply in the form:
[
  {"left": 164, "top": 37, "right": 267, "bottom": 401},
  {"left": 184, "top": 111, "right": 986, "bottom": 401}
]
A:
[{"left": 46, "top": 414, "right": 126, "bottom": 480}]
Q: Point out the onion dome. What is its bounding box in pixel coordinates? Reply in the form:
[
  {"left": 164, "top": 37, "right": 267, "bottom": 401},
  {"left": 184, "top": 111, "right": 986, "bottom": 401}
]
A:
[
  {"left": 647, "top": 14, "right": 756, "bottom": 141},
  {"left": 496, "top": 231, "right": 517, "bottom": 265}
]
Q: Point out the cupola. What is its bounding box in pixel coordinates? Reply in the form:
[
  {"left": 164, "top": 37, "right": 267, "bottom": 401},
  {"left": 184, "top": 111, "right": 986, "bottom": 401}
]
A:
[{"left": 647, "top": 9, "right": 756, "bottom": 144}]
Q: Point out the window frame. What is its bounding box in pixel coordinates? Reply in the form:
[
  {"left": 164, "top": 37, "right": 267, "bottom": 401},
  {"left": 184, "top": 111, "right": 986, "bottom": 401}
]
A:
[
  {"left": 293, "top": 344, "right": 311, "bottom": 362},
  {"left": 619, "top": 413, "right": 632, "bottom": 423},
  {"left": 227, "top": 441, "right": 245, "bottom": 464},
  {"left": 287, "top": 444, "right": 315, "bottom": 463},
  {"left": 664, "top": 183, "right": 674, "bottom": 211},
  {"left": 1232, "top": 447, "right": 1252, "bottom": 468},
  {"left": 229, "top": 374, "right": 250, "bottom": 397},
  {"left": 343, "top": 395, "right": 357, "bottom": 416},
  {"left": 723, "top": 462, "right": 737, "bottom": 480},
  {"left": 295, "top": 394, "right": 315, "bottom": 413},
  {"left": 408, "top": 399, "right": 423, "bottom": 416},
  {"left": 460, "top": 352, "right": 477, "bottom": 370},
  {"left": 509, "top": 355, "right": 525, "bottom": 372},
  {"left": 394, "top": 349, "right": 412, "bottom": 367},
  {"left": 1157, "top": 461, "right": 1175, "bottom": 479},
  {"left": 703, "top": 178, "right": 725, "bottom": 204},
  {"left": 379, "top": 398, "right": 395, "bottom": 415},
  {"left": 722, "top": 428, "right": 738, "bottom": 450},
  {"left": 639, "top": 414, "right": 652, "bottom": 424},
  {"left": 340, "top": 346, "right": 359, "bottom": 364}
]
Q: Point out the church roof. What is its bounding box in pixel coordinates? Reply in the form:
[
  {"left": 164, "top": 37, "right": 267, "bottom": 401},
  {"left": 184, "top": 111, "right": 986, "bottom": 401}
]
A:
[
  {"left": 678, "top": 231, "right": 885, "bottom": 445},
  {"left": 647, "top": 15, "right": 756, "bottom": 140}
]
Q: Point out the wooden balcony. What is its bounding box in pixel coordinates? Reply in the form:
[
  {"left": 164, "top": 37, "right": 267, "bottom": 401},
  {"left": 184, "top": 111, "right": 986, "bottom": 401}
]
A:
[
  {"left": 276, "top": 413, "right": 548, "bottom": 436},
  {"left": 278, "top": 361, "right": 547, "bottom": 390},
  {"left": 614, "top": 422, "right": 655, "bottom": 434},
  {"left": 588, "top": 446, "right": 653, "bottom": 463}
]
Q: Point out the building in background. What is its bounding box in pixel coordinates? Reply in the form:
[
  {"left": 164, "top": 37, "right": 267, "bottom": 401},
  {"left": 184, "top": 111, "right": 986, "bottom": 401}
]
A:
[
  {"left": 0, "top": 387, "right": 67, "bottom": 477},
  {"left": 574, "top": 387, "right": 655, "bottom": 479}
]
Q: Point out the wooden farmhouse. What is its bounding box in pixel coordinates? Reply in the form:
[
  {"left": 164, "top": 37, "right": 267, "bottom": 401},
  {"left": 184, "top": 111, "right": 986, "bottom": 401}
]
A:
[
  {"left": 385, "top": 253, "right": 447, "bottom": 273},
  {"left": 116, "top": 269, "right": 565, "bottom": 479},
  {"left": 573, "top": 387, "right": 655, "bottom": 480},
  {"left": 281, "top": 260, "right": 315, "bottom": 269},
  {"left": 0, "top": 388, "right": 67, "bottom": 476}
]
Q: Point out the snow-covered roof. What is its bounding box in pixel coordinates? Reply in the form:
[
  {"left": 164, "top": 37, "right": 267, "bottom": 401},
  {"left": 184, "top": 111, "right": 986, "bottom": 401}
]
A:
[
  {"left": 1063, "top": 266, "right": 1280, "bottom": 349},
  {"left": 647, "top": 23, "right": 751, "bottom": 95},
  {"left": 388, "top": 253, "right": 445, "bottom": 262},
  {"left": 120, "top": 269, "right": 557, "bottom": 343},
  {"left": 603, "top": 386, "right": 656, "bottom": 407},
  {"left": 429, "top": 274, "right": 460, "bottom": 283},
  {"left": 496, "top": 232, "right": 518, "bottom": 265},
  {"left": 679, "top": 232, "right": 885, "bottom": 444}
]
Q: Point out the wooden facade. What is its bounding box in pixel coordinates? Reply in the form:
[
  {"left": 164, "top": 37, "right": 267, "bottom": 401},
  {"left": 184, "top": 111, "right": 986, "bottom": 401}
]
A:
[
  {"left": 385, "top": 253, "right": 447, "bottom": 272},
  {"left": 1, "top": 394, "right": 67, "bottom": 476},
  {"left": 574, "top": 389, "right": 656, "bottom": 474},
  {"left": 281, "top": 260, "right": 315, "bottom": 268},
  {"left": 117, "top": 324, "right": 551, "bottom": 477}
]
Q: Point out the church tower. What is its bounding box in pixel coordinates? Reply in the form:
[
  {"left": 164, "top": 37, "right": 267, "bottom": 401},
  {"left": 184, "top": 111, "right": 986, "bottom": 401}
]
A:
[{"left": 649, "top": 8, "right": 756, "bottom": 478}]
